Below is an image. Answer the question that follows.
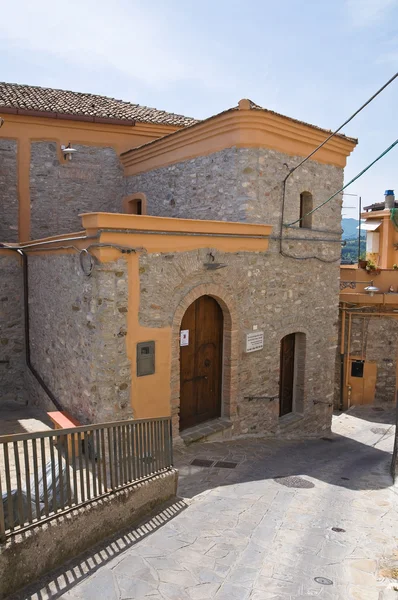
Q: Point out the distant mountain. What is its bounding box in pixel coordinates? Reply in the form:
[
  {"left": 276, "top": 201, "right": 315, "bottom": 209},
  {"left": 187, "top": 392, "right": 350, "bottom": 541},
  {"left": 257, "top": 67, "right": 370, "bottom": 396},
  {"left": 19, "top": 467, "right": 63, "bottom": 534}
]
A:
[{"left": 342, "top": 218, "right": 365, "bottom": 240}]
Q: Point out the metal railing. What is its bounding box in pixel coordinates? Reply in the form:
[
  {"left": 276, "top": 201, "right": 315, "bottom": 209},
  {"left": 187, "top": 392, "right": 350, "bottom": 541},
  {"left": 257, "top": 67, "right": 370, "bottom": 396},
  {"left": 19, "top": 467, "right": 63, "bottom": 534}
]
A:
[{"left": 0, "top": 417, "right": 173, "bottom": 541}]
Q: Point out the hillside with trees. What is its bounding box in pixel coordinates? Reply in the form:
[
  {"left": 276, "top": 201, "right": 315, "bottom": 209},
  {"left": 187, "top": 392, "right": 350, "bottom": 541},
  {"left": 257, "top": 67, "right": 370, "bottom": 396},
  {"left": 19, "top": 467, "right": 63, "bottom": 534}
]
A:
[{"left": 341, "top": 218, "right": 365, "bottom": 264}]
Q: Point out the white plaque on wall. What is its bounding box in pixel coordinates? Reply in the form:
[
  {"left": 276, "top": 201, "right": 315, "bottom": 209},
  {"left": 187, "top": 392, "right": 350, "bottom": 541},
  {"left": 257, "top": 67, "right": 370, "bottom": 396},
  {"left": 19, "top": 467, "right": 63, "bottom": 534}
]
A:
[
  {"left": 180, "top": 330, "right": 189, "bottom": 347},
  {"left": 245, "top": 331, "right": 264, "bottom": 353}
]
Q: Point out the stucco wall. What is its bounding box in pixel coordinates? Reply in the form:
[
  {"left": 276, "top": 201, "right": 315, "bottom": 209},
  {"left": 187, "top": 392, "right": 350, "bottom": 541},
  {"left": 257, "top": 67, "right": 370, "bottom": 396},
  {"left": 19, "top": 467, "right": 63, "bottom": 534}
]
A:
[
  {"left": 26, "top": 253, "right": 132, "bottom": 423},
  {"left": 0, "top": 253, "right": 25, "bottom": 404},
  {"left": 30, "top": 143, "right": 124, "bottom": 239},
  {"left": 125, "top": 147, "right": 343, "bottom": 233},
  {"left": 138, "top": 245, "right": 339, "bottom": 437},
  {"left": 0, "top": 139, "right": 18, "bottom": 242}
]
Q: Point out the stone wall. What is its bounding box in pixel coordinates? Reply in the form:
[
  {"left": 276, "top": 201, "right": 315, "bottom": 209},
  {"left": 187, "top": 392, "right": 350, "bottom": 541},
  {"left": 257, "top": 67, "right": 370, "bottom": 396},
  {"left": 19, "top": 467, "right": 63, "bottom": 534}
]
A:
[
  {"left": 138, "top": 245, "right": 339, "bottom": 437},
  {"left": 30, "top": 143, "right": 124, "bottom": 239},
  {"left": 0, "top": 253, "right": 25, "bottom": 404},
  {"left": 125, "top": 146, "right": 343, "bottom": 234},
  {"left": 0, "top": 469, "right": 178, "bottom": 600},
  {"left": 0, "top": 139, "right": 18, "bottom": 242},
  {"left": 26, "top": 253, "right": 132, "bottom": 423},
  {"left": 126, "top": 145, "right": 344, "bottom": 435},
  {"left": 342, "top": 309, "right": 398, "bottom": 405}
]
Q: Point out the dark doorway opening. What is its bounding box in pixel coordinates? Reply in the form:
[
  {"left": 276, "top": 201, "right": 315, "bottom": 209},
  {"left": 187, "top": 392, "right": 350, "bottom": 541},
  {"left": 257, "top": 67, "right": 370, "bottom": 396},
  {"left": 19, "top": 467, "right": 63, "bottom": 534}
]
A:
[{"left": 279, "top": 333, "right": 296, "bottom": 416}]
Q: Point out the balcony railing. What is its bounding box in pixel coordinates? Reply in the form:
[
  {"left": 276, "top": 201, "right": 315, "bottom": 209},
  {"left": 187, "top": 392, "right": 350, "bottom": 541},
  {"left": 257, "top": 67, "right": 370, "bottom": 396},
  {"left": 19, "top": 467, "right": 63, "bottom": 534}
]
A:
[{"left": 0, "top": 417, "right": 173, "bottom": 541}]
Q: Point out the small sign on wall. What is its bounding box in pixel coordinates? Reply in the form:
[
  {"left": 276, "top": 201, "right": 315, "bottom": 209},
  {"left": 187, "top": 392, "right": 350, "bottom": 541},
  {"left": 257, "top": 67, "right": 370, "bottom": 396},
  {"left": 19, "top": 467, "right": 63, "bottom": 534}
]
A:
[
  {"left": 245, "top": 331, "right": 264, "bottom": 353},
  {"left": 180, "top": 330, "right": 189, "bottom": 347}
]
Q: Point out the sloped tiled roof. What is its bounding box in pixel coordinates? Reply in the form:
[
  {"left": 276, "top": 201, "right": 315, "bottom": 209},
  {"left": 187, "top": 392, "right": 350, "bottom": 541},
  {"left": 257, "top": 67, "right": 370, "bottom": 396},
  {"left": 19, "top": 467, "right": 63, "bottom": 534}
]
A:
[{"left": 0, "top": 82, "right": 198, "bottom": 127}]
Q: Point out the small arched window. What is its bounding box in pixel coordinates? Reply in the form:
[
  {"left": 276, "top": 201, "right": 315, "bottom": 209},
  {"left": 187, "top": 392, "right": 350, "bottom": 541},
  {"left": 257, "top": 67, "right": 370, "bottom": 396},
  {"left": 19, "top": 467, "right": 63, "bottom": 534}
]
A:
[
  {"left": 299, "top": 192, "right": 313, "bottom": 229},
  {"left": 122, "top": 193, "right": 147, "bottom": 215}
]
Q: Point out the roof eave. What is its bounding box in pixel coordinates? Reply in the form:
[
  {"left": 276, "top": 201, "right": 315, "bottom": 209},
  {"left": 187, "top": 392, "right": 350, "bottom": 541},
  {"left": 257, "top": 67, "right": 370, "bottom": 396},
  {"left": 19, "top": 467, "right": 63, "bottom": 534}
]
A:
[{"left": 0, "top": 105, "right": 136, "bottom": 127}]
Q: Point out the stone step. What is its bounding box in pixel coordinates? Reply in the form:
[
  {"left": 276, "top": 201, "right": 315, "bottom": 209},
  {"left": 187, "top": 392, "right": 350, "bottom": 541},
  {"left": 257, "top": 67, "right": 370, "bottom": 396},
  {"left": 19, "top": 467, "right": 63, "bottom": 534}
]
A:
[{"left": 180, "top": 418, "right": 233, "bottom": 445}]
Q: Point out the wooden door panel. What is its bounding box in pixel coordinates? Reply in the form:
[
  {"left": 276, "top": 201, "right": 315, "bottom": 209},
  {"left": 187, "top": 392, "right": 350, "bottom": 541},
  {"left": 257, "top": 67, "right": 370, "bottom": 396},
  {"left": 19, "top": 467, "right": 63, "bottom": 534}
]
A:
[
  {"left": 348, "top": 360, "right": 377, "bottom": 406},
  {"left": 279, "top": 334, "right": 295, "bottom": 416},
  {"left": 196, "top": 342, "right": 219, "bottom": 418},
  {"left": 179, "top": 301, "right": 197, "bottom": 429},
  {"left": 180, "top": 296, "right": 223, "bottom": 430}
]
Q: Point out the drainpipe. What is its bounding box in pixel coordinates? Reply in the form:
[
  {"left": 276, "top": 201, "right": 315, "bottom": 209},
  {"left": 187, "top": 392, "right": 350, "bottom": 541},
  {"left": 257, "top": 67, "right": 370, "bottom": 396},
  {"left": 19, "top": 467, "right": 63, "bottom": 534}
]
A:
[
  {"left": 339, "top": 303, "right": 346, "bottom": 411},
  {"left": 17, "top": 249, "right": 63, "bottom": 411}
]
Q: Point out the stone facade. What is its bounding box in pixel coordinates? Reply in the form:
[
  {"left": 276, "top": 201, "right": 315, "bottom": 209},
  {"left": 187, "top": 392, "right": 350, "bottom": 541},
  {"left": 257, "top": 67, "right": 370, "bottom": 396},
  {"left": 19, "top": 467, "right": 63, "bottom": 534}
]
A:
[
  {"left": 26, "top": 253, "right": 132, "bottom": 423},
  {"left": 126, "top": 146, "right": 343, "bottom": 232},
  {"left": 0, "top": 253, "right": 25, "bottom": 404},
  {"left": 138, "top": 245, "right": 339, "bottom": 437},
  {"left": 125, "top": 147, "right": 344, "bottom": 436},
  {"left": 0, "top": 139, "right": 18, "bottom": 242},
  {"left": 30, "top": 143, "right": 124, "bottom": 239},
  {"left": 1, "top": 141, "right": 347, "bottom": 437}
]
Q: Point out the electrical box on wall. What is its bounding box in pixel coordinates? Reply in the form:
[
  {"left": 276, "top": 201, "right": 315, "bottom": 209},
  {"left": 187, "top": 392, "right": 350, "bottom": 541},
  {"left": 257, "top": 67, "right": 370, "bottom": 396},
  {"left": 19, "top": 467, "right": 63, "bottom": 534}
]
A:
[
  {"left": 351, "top": 360, "right": 364, "bottom": 378},
  {"left": 137, "top": 341, "right": 155, "bottom": 376}
]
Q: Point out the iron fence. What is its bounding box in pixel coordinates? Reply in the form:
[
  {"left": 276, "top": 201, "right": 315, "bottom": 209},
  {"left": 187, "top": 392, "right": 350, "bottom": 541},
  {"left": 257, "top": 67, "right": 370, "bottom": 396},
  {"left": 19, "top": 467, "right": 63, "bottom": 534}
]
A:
[{"left": 0, "top": 417, "right": 173, "bottom": 541}]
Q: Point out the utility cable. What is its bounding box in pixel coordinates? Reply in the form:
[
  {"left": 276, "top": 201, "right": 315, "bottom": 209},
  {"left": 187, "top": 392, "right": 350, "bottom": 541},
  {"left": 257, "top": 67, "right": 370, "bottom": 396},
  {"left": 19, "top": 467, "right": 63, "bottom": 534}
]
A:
[
  {"left": 285, "top": 138, "right": 398, "bottom": 227},
  {"left": 279, "top": 71, "right": 398, "bottom": 260}
]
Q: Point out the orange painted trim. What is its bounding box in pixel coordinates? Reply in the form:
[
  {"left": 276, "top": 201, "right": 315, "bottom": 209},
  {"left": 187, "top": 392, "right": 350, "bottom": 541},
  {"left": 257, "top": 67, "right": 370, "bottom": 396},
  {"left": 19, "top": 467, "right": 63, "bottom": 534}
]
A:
[
  {"left": 121, "top": 109, "right": 357, "bottom": 174},
  {"left": 80, "top": 212, "right": 272, "bottom": 238},
  {"left": 17, "top": 136, "right": 31, "bottom": 242},
  {"left": 122, "top": 193, "right": 148, "bottom": 215},
  {"left": 47, "top": 411, "right": 81, "bottom": 428},
  {"left": 0, "top": 113, "right": 180, "bottom": 145},
  {"left": 361, "top": 209, "right": 390, "bottom": 219},
  {"left": 0, "top": 114, "right": 182, "bottom": 241},
  {"left": 17, "top": 213, "right": 271, "bottom": 258},
  {"left": 125, "top": 253, "right": 173, "bottom": 419}
]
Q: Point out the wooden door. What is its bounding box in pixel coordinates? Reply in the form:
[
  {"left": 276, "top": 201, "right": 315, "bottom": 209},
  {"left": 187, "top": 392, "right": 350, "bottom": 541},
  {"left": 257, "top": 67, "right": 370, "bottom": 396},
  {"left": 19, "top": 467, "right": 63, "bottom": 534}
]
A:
[
  {"left": 180, "top": 296, "right": 223, "bottom": 430},
  {"left": 347, "top": 359, "right": 377, "bottom": 406},
  {"left": 279, "top": 333, "right": 295, "bottom": 416}
]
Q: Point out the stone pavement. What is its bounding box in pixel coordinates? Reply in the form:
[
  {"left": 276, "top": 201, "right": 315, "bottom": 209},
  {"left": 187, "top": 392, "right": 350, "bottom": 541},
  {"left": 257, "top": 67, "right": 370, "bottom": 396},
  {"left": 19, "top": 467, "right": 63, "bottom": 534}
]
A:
[{"left": 11, "top": 406, "right": 398, "bottom": 600}]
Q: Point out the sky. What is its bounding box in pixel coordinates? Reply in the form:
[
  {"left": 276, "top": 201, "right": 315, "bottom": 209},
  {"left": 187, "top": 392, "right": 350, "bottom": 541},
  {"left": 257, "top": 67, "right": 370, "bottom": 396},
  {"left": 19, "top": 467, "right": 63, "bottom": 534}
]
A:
[{"left": 1, "top": 0, "right": 397, "bottom": 220}]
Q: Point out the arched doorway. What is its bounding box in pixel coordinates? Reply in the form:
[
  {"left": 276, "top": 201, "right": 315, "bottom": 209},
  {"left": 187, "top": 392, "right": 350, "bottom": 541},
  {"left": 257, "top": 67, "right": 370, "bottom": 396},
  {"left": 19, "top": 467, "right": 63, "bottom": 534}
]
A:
[{"left": 179, "top": 295, "right": 223, "bottom": 430}]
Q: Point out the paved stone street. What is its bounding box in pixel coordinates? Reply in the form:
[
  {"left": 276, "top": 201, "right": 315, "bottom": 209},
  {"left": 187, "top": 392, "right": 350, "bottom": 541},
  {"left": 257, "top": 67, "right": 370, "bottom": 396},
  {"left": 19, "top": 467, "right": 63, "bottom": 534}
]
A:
[{"left": 12, "top": 407, "right": 398, "bottom": 600}]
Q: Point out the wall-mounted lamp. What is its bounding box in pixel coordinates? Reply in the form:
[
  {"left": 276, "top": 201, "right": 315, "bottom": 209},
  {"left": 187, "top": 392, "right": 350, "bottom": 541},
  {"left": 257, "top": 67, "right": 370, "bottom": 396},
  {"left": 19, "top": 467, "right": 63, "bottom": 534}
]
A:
[
  {"left": 364, "top": 285, "right": 379, "bottom": 296},
  {"left": 61, "top": 142, "right": 77, "bottom": 161},
  {"left": 203, "top": 251, "right": 227, "bottom": 270}
]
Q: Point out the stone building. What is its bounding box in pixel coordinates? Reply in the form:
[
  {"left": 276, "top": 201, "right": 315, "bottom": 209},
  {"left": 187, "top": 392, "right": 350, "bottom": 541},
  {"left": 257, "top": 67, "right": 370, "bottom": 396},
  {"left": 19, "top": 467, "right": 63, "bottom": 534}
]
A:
[{"left": 0, "top": 83, "right": 356, "bottom": 442}]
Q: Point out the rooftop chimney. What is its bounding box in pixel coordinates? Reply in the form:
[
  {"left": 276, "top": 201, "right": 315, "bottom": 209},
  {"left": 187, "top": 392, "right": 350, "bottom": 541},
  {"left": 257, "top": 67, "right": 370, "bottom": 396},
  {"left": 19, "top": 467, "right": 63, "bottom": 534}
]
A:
[{"left": 385, "top": 189, "right": 395, "bottom": 209}]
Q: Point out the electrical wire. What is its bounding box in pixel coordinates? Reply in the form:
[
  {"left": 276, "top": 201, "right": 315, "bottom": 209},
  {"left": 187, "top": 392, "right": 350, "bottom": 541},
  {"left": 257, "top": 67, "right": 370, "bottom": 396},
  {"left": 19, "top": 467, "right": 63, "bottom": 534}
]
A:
[
  {"left": 279, "top": 71, "right": 398, "bottom": 261},
  {"left": 285, "top": 138, "right": 398, "bottom": 227}
]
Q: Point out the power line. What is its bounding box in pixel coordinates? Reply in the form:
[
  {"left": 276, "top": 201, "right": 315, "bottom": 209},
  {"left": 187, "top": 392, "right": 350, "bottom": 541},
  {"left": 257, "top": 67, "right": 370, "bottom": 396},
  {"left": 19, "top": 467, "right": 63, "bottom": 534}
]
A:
[
  {"left": 284, "top": 138, "right": 398, "bottom": 227},
  {"left": 279, "top": 71, "right": 398, "bottom": 261}
]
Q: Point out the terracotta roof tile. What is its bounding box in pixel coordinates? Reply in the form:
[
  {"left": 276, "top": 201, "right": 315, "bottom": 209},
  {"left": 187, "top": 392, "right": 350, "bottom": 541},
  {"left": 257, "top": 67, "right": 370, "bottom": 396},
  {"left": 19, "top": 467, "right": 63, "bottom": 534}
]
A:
[{"left": 0, "top": 82, "right": 198, "bottom": 127}]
